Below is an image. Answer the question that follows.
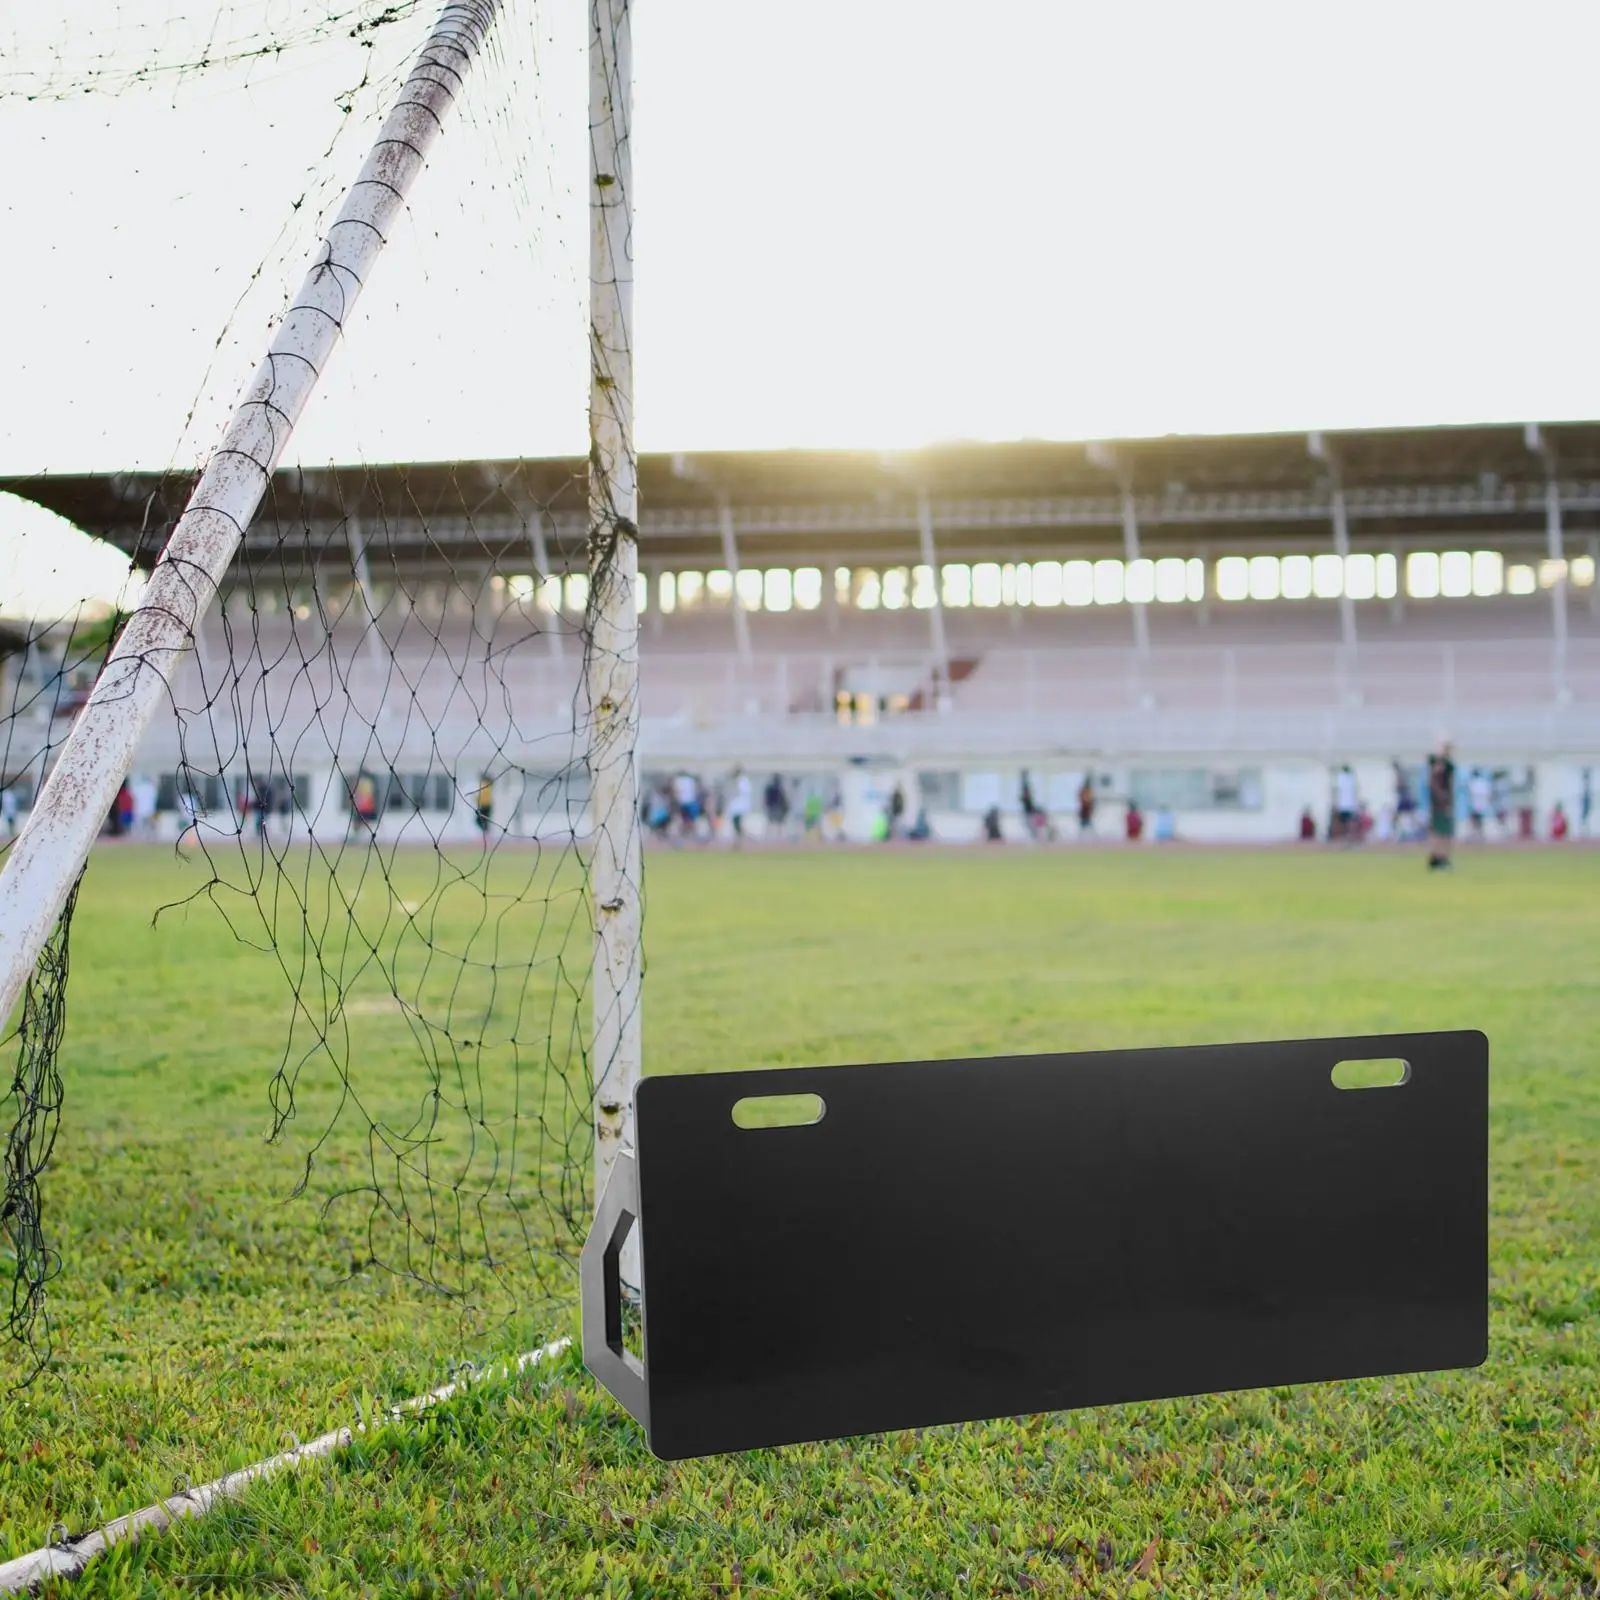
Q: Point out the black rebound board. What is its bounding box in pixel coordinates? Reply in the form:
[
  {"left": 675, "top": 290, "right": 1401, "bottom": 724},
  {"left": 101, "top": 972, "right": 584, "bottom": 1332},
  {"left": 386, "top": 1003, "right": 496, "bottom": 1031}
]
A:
[{"left": 584, "top": 1031, "right": 1487, "bottom": 1460}]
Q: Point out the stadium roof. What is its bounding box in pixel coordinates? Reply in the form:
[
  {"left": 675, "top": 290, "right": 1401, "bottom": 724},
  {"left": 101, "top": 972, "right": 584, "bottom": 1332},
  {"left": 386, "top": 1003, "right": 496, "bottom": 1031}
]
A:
[{"left": 6, "top": 421, "right": 1600, "bottom": 576}]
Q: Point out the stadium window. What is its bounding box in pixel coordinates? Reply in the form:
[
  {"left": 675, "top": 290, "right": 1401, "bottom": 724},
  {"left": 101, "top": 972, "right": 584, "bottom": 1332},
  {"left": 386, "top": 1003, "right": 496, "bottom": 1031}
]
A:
[
  {"left": 1508, "top": 563, "right": 1537, "bottom": 595},
  {"left": 736, "top": 568, "right": 763, "bottom": 611},
  {"left": 942, "top": 563, "right": 972, "bottom": 607},
  {"left": 911, "top": 564, "right": 937, "bottom": 609},
  {"left": 538, "top": 575, "right": 562, "bottom": 614},
  {"left": 1539, "top": 558, "right": 1568, "bottom": 589},
  {"left": 1572, "top": 555, "right": 1596, "bottom": 587},
  {"left": 1406, "top": 552, "right": 1440, "bottom": 599},
  {"left": 835, "top": 567, "right": 852, "bottom": 607},
  {"left": 707, "top": 569, "right": 734, "bottom": 607},
  {"left": 793, "top": 567, "right": 822, "bottom": 609},
  {"left": 1344, "top": 553, "right": 1377, "bottom": 601},
  {"left": 835, "top": 689, "right": 852, "bottom": 724},
  {"left": 1186, "top": 558, "right": 1206, "bottom": 602},
  {"left": 565, "top": 572, "right": 590, "bottom": 612},
  {"left": 659, "top": 571, "right": 677, "bottom": 613},
  {"left": 1248, "top": 555, "right": 1280, "bottom": 601},
  {"left": 1311, "top": 553, "right": 1343, "bottom": 599},
  {"left": 972, "top": 563, "right": 1004, "bottom": 607},
  {"left": 636, "top": 571, "right": 649, "bottom": 612},
  {"left": 1031, "top": 561, "right": 1064, "bottom": 606},
  {"left": 881, "top": 567, "right": 910, "bottom": 610},
  {"left": 1006, "top": 562, "right": 1029, "bottom": 607},
  {"left": 1471, "top": 551, "right": 1503, "bottom": 597},
  {"left": 1093, "top": 559, "right": 1124, "bottom": 605},
  {"left": 507, "top": 573, "right": 536, "bottom": 603},
  {"left": 1376, "top": 554, "right": 1398, "bottom": 600},
  {"left": 853, "top": 568, "right": 882, "bottom": 609},
  {"left": 677, "top": 571, "right": 705, "bottom": 609},
  {"left": 1280, "top": 555, "right": 1313, "bottom": 600},
  {"left": 1215, "top": 557, "right": 1249, "bottom": 602},
  {"left": 1153, "top": 557, "right": 1187, "bottom": 603},
  {"left": 764, "top": 568, "right": 793, "bottom": 612},
  {"left": 1125, "top": 559, "right": 1156, "bottom": 604},
  {"left": 1438, "top": 551, "right": 1472, "bottom": 599},
  {"left": 1063, "top": 559, "right": 1095, "bottom": 606}
]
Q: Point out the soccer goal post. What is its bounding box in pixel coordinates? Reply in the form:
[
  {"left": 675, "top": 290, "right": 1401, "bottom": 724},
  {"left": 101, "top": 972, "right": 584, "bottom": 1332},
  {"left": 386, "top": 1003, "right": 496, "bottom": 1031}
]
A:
[
  {"left": 2, "top": 0, "right": 644, "bottom": 1359},
  {"left": 0, "top": 0, "right": 502, "bottom": 1031}
]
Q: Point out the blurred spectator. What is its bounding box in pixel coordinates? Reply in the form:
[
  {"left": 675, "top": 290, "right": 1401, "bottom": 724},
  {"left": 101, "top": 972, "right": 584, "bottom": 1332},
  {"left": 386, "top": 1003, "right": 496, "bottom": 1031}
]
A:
[
  {"left": 1153, "top": 804, "right": 1176, "bottom": 842},
  {"left": 1077, "top": 774, "right": 1096, "bottom": 833},
  {"left": 0, "top": 784, "right": 17, "bottom": 841},
  {"left": 1491, "top": 770, "right": 1510, "bottom": 835},
  {"left": 1125, "top": 799, "right": 1145, "bottom": 841},
  {"left": 115, "top": 780, "right": 134, "bottom": 837},
  {"left": 982, "top": 804, "right": 1004, "bottom": 842},
  {"left": 1299, "top": 806, "right": 1317, "bottom": 842},
  {"left": 1582, "top": 769, "right": 1593, "bottom": 837},
  {"left": 1551, "top": 802, "right": 1571, "bottom": 841},
  {"left": 908, "top": 807, "right": 932, "bottom": 841}
]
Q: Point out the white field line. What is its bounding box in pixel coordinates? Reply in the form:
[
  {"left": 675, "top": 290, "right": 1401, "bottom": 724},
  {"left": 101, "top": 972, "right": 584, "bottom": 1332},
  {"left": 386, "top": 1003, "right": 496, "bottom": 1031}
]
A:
[{"left": 0, "top": 1338, "right": 570, "bottom": 1593}]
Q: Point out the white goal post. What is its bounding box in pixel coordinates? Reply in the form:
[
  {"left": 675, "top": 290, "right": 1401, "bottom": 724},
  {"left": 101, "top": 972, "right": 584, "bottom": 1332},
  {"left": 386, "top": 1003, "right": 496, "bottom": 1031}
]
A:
[{"left": 2, "top": 0, "right": 646, "bottom": 1226}]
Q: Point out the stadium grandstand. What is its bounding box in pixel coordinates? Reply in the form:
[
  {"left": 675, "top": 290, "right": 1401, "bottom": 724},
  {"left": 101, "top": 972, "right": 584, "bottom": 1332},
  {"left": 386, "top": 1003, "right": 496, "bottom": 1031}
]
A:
[{"left": 3, "top": 419, "right": 1598, "bottom": 845}]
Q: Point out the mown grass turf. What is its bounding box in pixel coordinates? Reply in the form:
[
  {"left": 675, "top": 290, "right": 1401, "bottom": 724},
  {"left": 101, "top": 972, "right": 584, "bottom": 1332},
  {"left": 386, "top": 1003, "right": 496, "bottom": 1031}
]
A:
[{"left": 4, "top": 842, "right": 1599, "bottom": 1596}]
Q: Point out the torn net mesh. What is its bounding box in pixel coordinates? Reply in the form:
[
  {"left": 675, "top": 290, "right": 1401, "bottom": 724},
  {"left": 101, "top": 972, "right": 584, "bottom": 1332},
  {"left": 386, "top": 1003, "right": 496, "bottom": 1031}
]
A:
[{"left": 2, "top": 0, "right": 628, "bottom": 1377}]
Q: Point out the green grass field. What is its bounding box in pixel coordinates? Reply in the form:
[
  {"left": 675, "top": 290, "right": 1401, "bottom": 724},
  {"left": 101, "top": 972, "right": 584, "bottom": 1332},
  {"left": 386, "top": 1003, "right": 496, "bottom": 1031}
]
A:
[{"left": 3, "top": 842, "right": 1599, "bottom": 1596}]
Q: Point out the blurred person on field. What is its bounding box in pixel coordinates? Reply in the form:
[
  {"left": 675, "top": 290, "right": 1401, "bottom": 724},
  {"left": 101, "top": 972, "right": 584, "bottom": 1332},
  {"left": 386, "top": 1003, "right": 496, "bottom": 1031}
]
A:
[
  {"left": 802, "top": 787, "right": 824, "bottom": 840},
  {"left": 1125, "top": 799, "right": 1145, "bottom": 842},
  {"left": 887, "top": 783, "right": 906, "bottom": 841},
  {"left": 1299, "top": 806, "right": 1317, "bottom": 842},
  {"left": 1467, "top": 768, "right": 1491, "bottom": 840},
  {"left": 824, "top": 782, "right": 845, "bottom": 841},
  {"left": 132, "top": 773, "right": 158, "bottom": 839},
  {"left": 727, "top": 766, "right": 751, "bottom": 846},
  {"left": 1551, "top": 802, "right": 1571, "bottom": 842},
  {"left": 762, "top": 772, "right": 788, "bottom": 840},
  {"left": 1490, "top": 770, "right": 1510, "bottom": 836},
  {"left": 1077, "top": 773, "right": 1096, "bottom": 833},
  {"left": 1581, "top": 769, "right": 1593, "bottom": 836},
  {"left": 1393, "top": 760, "right": 1417, "bottom": 837},
  {"left": 672, "top": 770, "right": 701, "bottom": 840},
  {"left": 1153, "top": 803, "right": 1176, "bottom": 842},
  {"left": 177, "top": 787, "right": 201, "bottom": 851},
  {"left": 645, "top": 782, "right": 673, "bottom": 842},
  {"left": 1334, "top": 765, "right": 1358, "bottom": 843},
  {"left": 1020, "top": 771, "right": 1050, "bottom": 842},
  {"left": 475, "top": 773, "right": 494, "bottom": 843},
  {"left": 0, "top": 784, "right": 17, "bottom": 841},
  {"left": 1426, "top": 742, "right": 1456, "bottom": 871}
]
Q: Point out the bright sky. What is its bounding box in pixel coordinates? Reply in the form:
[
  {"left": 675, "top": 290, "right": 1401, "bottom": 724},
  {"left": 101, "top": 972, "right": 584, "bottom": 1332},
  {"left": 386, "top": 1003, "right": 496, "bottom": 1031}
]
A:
[{"left": 5, "top": 0, "right": 1600, "bottom": 606}]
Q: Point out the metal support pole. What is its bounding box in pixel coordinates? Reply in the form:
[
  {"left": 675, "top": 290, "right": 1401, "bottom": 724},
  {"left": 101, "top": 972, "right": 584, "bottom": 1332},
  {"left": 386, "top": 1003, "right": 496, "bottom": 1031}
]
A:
[
  {"left": 1309, "top": 433, "right": 1357, "bottom": 657},
  {"left": 588, "top": 0, "right": 642, "bottom": 1233},
  {"left": 1121, "top": 489, "right": 1149, "bottom": 657},
  {"left": 345, "top": 515, "right": 389, "bottom": 687},
  {"left": 717, "top": 498, "right": 754, "bottom": 669},
  {"left": 1526, "top": 425, "right": 1569, "bottom": 700},
  {"left": 916, "top": 494, "right": 951, "bottom": 704},
  {"left": 1545, "top": 476, "right": 1568, "bottom": 698},
  {"left": 0, "top": 0, "right": 500, "bottom": 1031},
  {"left": 530, "top": 510, "right": 565, "bottom": 660}
]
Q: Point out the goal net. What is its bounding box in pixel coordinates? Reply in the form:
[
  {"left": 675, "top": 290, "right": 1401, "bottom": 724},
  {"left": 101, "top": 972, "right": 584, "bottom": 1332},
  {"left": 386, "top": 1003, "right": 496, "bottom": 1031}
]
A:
[{"left": 1, "top": 0, "right": 639, "bottom": 1381}]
